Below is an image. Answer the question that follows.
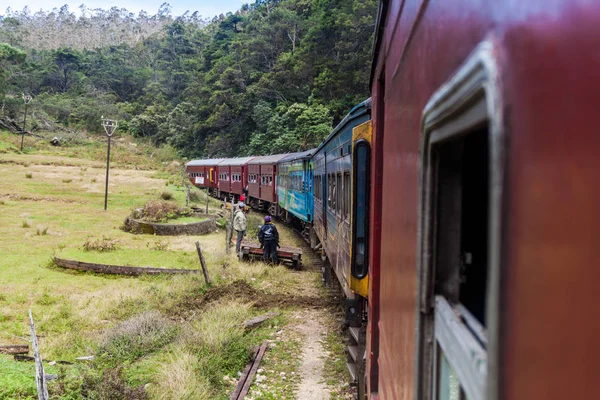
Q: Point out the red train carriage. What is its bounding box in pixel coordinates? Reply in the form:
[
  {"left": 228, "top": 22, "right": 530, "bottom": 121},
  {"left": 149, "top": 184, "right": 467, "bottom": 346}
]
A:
[
  {"left": 247, "top": 154, "right": 288, "bottom": 214},
  {"left": 185, "top": 159, "right": 225, "bottom": 194},
  {"left": 217, "top": 157, "right": 255, "bottom": 201},
  {"left": 364, "top": 1, "right": 600, "bottom": 399}
]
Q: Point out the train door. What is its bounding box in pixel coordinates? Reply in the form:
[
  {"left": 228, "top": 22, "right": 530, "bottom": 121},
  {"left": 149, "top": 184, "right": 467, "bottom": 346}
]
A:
[
  {"left": 306, "top": 160, "right": 313, "bottom": 221},
  {"left": 322, "top": 152, "right": 328, "bottom": 239}
]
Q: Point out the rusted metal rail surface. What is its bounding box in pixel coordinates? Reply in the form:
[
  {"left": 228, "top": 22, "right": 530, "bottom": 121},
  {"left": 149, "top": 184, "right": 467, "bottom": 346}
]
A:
[
  {"left": 53, "top": 257, "right": 201, "bottom": 276},
  {"left": 239, "top": 240, "right": 302, "bottom": 268},
  {"left": 230, "top": 341, "right": 268, "bottom": 400}
]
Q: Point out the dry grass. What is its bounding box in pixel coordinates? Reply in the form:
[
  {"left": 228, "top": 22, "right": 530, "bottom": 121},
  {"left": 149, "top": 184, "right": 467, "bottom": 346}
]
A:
[
  {"left": 83, "top": 236, "right": 121, "bottom": 252},
  {"left": 150, "top": 350, "right": 212, "bottom": 400}
]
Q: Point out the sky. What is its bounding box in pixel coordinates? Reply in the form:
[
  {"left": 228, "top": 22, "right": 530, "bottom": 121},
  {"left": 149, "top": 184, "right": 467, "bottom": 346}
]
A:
[{"left": 3, "top": 0, "right": 250, "bottom": 18}]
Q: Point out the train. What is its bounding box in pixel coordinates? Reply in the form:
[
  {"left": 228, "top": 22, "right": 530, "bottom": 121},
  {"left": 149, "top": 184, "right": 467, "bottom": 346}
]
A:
[{"left": 187, "top": 0, "right": 600, "bottom": 399}]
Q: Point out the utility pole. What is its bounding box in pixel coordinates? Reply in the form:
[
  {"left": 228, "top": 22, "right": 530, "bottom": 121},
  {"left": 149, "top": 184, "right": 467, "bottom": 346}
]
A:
[
  {"left": 20, "top": 94, "right": 32, "bottom": 152},
  {"left": 101, "top": 117, "right": 118, "bottom": 210}
]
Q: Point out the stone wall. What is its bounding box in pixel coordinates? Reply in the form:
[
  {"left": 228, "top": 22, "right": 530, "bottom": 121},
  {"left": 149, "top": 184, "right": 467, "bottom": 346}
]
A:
[{"left": 124, "top": 213, "right": 218, "bottom": 236}]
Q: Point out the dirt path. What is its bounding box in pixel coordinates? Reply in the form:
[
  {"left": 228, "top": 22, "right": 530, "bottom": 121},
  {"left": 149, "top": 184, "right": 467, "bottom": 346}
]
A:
[{"left": 295, "top": 309, "right": 331, "bottom": 400}]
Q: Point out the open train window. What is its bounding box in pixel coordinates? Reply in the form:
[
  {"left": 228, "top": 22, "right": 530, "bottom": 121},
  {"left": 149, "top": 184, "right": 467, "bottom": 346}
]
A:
[{"left": 416, "top": 43, "right": 504, "bottom": 400}]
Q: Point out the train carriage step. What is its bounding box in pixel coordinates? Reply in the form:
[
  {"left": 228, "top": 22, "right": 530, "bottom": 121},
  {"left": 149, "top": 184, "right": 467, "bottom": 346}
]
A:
[
  {"left": 349, "top": 326, "right": 360, "bottom": 343},
  {"left": 346, "top": 361, "right": 357, "bottom": 383},
  {"left": 348, "top": 345, "right": 359, "bottom": 362}
]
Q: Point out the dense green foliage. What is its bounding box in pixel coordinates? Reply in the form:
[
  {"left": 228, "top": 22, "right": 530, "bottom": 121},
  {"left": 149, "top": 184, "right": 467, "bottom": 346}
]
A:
[{"left": 0, "top": 0, "right": 377, "bottom": 157}]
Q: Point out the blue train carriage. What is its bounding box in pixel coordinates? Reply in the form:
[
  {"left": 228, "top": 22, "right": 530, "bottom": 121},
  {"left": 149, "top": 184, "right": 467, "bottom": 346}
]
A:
[
  {"left": 276, "top": 149, "right": 315, "bottom": 239},
  {"left": 312, "top": 99, "right": 372, "bottom": 299}
]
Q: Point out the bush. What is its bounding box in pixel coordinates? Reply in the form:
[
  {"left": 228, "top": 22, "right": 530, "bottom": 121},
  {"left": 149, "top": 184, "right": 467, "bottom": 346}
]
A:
[
  {"left": 97, "top": 311, "right": 177, "bottom": 365},
  {"left": 25, "top": 172, "right": 32, "bottom": 179},
  {"left": 83, "top": 236, "right": 120, "bottom": 252},
  {"left": 80, "top": 367, "right": 148, "bottom": 400},
  {"left": 160, "top": 191, "right": 174, "bottom": 201},
  {"left": 140, "top": 199, "right": 190, "bottom": 222}
]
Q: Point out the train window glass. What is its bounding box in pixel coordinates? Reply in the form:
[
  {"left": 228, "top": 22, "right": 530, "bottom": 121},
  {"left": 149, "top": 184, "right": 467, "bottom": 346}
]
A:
[
  {"left": 344, "top": 171, "right": 350, "bottom": 219},
  {"left": 336, "top": 173, "right": 342, "bottom": 215}
]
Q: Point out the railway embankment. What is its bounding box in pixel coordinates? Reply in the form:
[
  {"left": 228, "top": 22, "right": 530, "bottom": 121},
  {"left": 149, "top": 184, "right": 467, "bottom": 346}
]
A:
[{"left": 0, "top": 133, "right": 349, "bottom": 399}]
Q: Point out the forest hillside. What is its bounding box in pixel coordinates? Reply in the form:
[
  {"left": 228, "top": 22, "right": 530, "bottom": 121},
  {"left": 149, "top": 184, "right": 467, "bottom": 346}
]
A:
[{"left": 0, "top": 0, "right": 378, "bottom": 157}]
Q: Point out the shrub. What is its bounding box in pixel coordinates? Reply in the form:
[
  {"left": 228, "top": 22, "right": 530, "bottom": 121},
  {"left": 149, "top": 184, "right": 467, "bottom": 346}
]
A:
[
  {"left": 160, "top": 191, "right": 174, "bottom": 201},
  {"left": 22, "top": 220, "right": 30, "bottom": 228},
  {"left": 91, "top": 178, "right": 97, "bottom": 183},
  {"left": 62, "top": 179, "right": 72, "bottom": 183},
  {"left": 36, "top": 226, "right": 49, "bottom": 236},
  {"left": 25, "top": 173, "right": 32, "bottom": 179},
  {"left": 80, "top": 367, "right": 148, "bottom": 400},
  {"left": 97, "top": 311, "right": 177, "bottom": 365},
  {"left": 151, "top": 240, "right": 169, "bottom": 251},
  {"left": 188, "top": 190, "right": 201, "bottom": 203},
  {"left": 83, "top": 236, "right": 120, "bottom": 252},
  {"left": 141, "top": 199, "right": 180, "bottom": 222}
]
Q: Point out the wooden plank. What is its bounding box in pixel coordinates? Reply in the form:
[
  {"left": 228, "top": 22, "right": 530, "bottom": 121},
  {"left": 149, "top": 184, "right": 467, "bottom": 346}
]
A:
[
  {"left": 195, "top": 241, "right": 212, "bottom": 285},
  {"left": 237, "top": 341, "right": 268, "bottom": 399},
  {"left": 230, "top": 346, "right": 260, "bottom": 400},
  {"left": 0, "top": 344, "right": 29, "bottom": 354},
  {"left": 242, "top": 312, "right": 280, "bottom": 329},
  {"left": 29, "top": 310, "right": 49, "bottom": 400}
]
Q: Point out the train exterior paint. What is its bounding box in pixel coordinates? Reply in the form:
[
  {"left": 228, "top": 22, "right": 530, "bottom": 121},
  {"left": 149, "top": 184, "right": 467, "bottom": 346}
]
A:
[
  {"left": 248, "top": 154, "right": 289, "bottom": 205},
  {"left": 218, "top": 157, "right": 255, "bottom": 198},
  {"left": 185, "top": 159, "right": 225, "bottom": 191},
  {"left": 313, "top": 100, "right": 371, "bottom": 298},
  {"left": 277, "top": 149, "right": 315, "bottom": 224},
  {"left": 368, "top": 1, "right": 600, "bottom": 399}
]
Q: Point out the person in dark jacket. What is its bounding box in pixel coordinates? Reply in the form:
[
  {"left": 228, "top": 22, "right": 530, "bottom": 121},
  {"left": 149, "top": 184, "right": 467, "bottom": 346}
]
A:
[{"left": 258, "top": 215, "right": 279, "bottom": 263}]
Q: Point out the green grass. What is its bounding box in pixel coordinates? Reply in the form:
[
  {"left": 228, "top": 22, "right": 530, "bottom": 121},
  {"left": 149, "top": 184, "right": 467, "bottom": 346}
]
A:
[
  {"left": 0, "top": 130, "right": 341, "bottom": 399},
  {"left": 0, "top": 355, "right": 59, "bottom": 399}
]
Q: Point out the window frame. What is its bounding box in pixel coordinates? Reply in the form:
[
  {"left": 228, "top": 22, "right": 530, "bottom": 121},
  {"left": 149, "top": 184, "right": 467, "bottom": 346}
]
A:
[{"left": 415, "top": 41, "right": 505, "bottom": 400}]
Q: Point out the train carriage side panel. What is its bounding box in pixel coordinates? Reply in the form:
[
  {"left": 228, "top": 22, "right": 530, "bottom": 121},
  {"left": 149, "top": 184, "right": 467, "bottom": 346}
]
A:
[
  {"left": 186, "top": 159, "right": 226, "bottom": 190},
  {"left": 217, "top": 159, "right": 234, "bottom": 195},
  {"left": 248, "top": 163, "right": 260, "bottom": 201},
  {"left": 369, "top": 1, "right": 600, "bottom": 399},
  {"left": 277, "top": 150, "right": 315, "bottom": 223},
  {"left": 229, "top": 157, "right": 255, "bottom": 197},
  {"left": 313, "top": 100, "right": 371, "bottom": 298}
]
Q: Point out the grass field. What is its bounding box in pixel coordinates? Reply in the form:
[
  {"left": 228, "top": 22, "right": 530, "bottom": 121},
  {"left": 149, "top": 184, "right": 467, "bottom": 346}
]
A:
[{"left": 0, "top": 131, "right": 349, "bottom": 399}]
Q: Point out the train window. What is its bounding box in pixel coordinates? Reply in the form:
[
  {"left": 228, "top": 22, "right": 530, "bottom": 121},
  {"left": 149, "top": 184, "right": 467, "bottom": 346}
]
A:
[
  {"left": 343, "top": 171, "right": 350, "bottom": 219},
  {"left": 315, "top": 175, "right": 321, "bottom": 200},
  {"left": 336, "top": 173, "right": 342, "bottom": 215},
  {"left": 417, "top": 44, "right": 503, "bottom": 400}
]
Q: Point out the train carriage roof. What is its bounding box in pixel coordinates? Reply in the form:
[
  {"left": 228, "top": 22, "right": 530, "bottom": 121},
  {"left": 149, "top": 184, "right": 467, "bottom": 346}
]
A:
[
  {"left": 186, "top": 158, "right": 226, "bottom": 167},
  {"left": 218, "top": 157, "right": 256, "bottom": 167},
  {"left": 248, "top": 154, "right": 289, "bottom": 165},
  {"left": 279, "top": 149, "right": 315, "bottom": 163}
]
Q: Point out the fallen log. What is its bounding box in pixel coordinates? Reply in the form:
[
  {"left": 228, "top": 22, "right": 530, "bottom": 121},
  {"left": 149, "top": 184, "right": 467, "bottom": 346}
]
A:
[
  {"left": 0, "top": 344, "right": 29, "bottom": 355},
  {"left": 53, "top": 257, "right": 201, "bottom": 276}
]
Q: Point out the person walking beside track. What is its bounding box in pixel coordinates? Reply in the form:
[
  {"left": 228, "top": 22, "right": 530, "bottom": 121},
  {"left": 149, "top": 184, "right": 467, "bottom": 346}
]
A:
[
  {"left": 233, "top": 203, "right": 247, "bottom": 254},
  {"left": 258, "top": 215, "right": 279, "bottom": 264}
]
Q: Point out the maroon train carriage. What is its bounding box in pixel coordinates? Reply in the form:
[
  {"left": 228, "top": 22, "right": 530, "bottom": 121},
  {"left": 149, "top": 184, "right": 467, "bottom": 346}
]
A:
[
  {"left": 217, "top": 157, "right": 255, "bottom": 201},
  {"left": 185, "top": 159, "right": 225, "bottom": 194},
  {"left": 247, "top": 154, "right": 288, "bottom": 214},
  {"left": 363, "top": 1, "right": 600, "bottom": 399}
]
